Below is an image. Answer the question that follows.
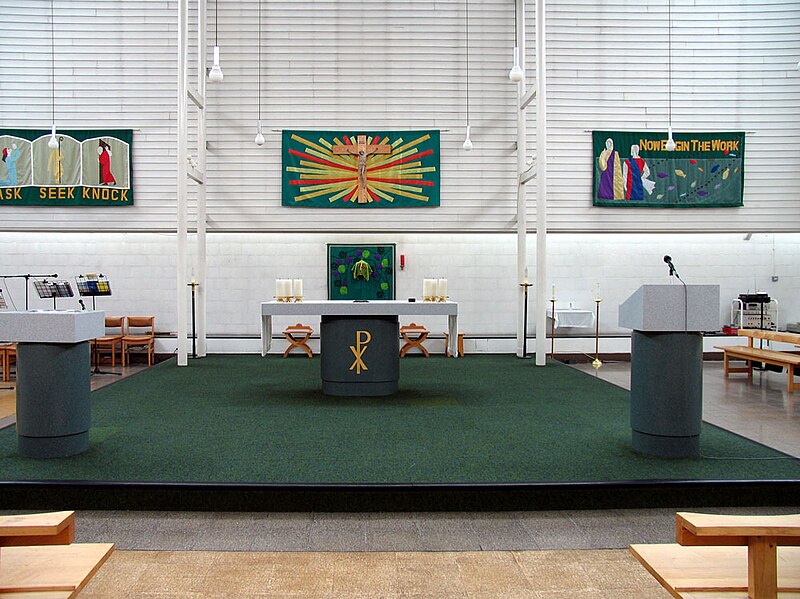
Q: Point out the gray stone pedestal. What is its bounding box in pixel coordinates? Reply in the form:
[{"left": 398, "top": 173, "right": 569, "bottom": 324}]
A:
[
  {"left": 320, "top": 316, "right": 400, "bottom": 396},
  {"left": 16, "top": 342, "right": 92, "bottom": 458},
  {"left": 630, "top": 331, "right": 703, "bottom": 457}
]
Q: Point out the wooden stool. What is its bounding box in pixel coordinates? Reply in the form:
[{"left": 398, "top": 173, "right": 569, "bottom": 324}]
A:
[
  {"left": 400, "top": 323, "right": 430, "bottom": 357},
  {"left": 444, "top": 332, "right": 465, "bottom": 357},
  {"left": 283, "top": 324, "right": 314, "bottom": 358}
]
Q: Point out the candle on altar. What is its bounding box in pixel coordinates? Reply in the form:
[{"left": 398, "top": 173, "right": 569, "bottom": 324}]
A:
[
  {"left": 423, "top": 278, "right": 436, "bottom": 300},
  {"left": 551, "top": 284, "right": 556, "bottom": 300},
  {"left": 292, "top": 278, "right": 303, "bottom": 298},
  {"left": 436, "top": 278, "right": 448, "bottom": 299},
  {"left": 595, "top": 282, "right": 600, "bottom": 300}
]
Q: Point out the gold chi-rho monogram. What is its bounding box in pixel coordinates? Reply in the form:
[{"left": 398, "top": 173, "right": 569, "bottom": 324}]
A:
[{"left": 349, "top": 330, "right": 371, "bottom": 375}]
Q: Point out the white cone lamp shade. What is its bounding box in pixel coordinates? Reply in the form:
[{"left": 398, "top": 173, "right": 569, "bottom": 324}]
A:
[
  {"left": 47, "top": 124, "right": 59, "bottom": 149},
  {"left": 254, "top": 120, "right": 265, "bottom": 146},
  {"left": 665, "top": 126, "right": 676, "bottom": 151},
  {"left": 509, "top": 47, "right": 523, "bottom": 82},
  {"left": 462, "top": 126, "right": 473, "bottom": 151},
  {"left": 209, "top": 45, "right": 224, "bottom": 82}
]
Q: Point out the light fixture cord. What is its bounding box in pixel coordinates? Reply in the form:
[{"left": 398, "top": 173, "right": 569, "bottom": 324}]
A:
[
  {"left": 50, "top": 0, "right": 55, "bottom": 125},
  {"left": 465, "top": 0, "right": 469, "bottom": 125},
  {"left": 668, "top": 0, "right": 672, "bottom": 128},
  {"left": 257, "top": 0, "right": 261, "bottom": 121},
  {"left": 215, "top": 0, "right": 218, "bottom": 47}
]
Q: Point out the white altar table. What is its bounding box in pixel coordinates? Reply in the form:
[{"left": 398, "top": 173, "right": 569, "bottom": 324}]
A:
[{"left": 261, "top": 300, "right": 459, "bottom": 357}]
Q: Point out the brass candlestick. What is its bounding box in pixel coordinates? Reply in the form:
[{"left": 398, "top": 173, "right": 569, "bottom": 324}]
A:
[
  {"left": 592, "top": 295, "right": 603, "bottom": 370},
  {"left": 549, "top": 297, "right": 556, "bottom": 357}
]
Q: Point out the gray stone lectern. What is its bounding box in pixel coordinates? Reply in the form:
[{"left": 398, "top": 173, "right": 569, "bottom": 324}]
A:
[
  {"left": 619, "top": 285, "right": 720, "bottom": 457},
  {"left": 0, "top": 310, "right": 104, "bottom": 458}
]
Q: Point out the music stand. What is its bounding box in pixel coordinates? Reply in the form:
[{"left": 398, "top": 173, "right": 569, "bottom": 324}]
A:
[
  {"left": 76, "top": 274, "right": 119, "bottom": 376},
  {"left": 76, "top": 274, "right": 112, "bottom": 311},
  {"left": 34, "top": 279, "right": 74, "bottom": 309}
]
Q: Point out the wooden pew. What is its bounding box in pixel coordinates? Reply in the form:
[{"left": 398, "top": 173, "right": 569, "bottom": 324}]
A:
[
  {"left": 0, "top": 511, "right": 114, "bottom": 598},
  {"left": 715, "top": 329, "right": 800, "bottom": 394},
  {"left": 0, "top": 511, "right": 75, "bottom": 547},
  {"left": 630, "top": 512, "right": 800, "bottom": 599}
]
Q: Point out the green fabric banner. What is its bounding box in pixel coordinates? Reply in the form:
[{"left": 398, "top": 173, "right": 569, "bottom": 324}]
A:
[
  {"left": 327, "top": 244, "right": 396, "bottom": 300},
  {"left": 592, "top": 130, "right": 744, "bottom": 208},
  {"left": 0, "top": 129, "right": 133, "bottom": 206},
  {"left": 283, "top": 130, "right": 439, "bottom": 208}
]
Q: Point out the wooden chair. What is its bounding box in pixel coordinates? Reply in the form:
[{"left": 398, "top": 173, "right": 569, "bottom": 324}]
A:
[
  {"left": 400, "top": 323, "right": 430, "bottom": 357},
  {"left": 91, "top": 316, "right": 124, "bottom": 368},
  {"left": 121, "top": 316, "right": 155, "bottom": 367},
  {"left": 0, "top": 343, "right": 16, "bottom": 382},
  {"left": 283, "top": 324, "right": 314, "bottom": 358},
  {"left": 444, "top": 331, "right": 465, "bottom": 357}
]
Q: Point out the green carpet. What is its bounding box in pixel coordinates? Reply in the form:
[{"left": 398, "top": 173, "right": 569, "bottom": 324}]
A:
[{"left": 0, "top": 355, "right": 797, "bottom": 484}]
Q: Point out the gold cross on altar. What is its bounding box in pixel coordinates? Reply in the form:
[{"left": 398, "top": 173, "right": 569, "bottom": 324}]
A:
[{"left": 332, "top": 135, "right": 392, "bottom": 203}]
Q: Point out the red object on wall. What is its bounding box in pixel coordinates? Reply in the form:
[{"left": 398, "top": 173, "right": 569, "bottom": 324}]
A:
[{"left": 400, "top": 254, "right": 405, "bottom": 270}]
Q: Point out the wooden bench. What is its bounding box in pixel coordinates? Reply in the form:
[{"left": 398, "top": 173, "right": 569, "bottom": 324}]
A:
[
  {"left": 283, "top": 324, "right": 314, "bottom": 358},
  {"left": 400, "top": 323, "right": 430, "bottom": 357},
  {"left": 715, "top": 329, "right": 800, "bottom": 394},
  {"left": 630, "top": 512, "right": 800, "bottom": 599},
  {"left": 0, "top": 542, "right": 115, "bottom": 597},
  {"left": 0, "top": 510, "right": 75, "bottom": 547}
]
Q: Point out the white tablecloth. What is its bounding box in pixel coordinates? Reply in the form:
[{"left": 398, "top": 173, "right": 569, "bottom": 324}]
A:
[{"left": 546, "top": 308, "right": 595, "bottom": 329}]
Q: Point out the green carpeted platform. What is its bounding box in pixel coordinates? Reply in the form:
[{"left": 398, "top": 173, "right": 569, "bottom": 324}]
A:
[{"left": 0, "top": 355, "right": 797, "bottom": 485}]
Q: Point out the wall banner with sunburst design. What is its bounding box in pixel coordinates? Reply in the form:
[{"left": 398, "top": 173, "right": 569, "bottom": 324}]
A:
[
  {"left": 282, "top": 130, "right": 439, "bottom": 208},
  {"left": 592, "top": 130, "right": 744, "bottom": 208}
]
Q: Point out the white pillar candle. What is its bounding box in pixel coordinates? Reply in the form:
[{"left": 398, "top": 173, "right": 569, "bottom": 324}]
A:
[
  {"left": 292, "top": 278, "right": 303, "bottom": 297},
  {"left": 436, "top": 278, "right": 448, "bottom": 299},
  {"left": 423, "top": 278, "right": 435, "bottom": 299},
  {"left": 595, "top": 282, "right": 600, "bottom": 300},
  {"left": 552, "top": 284, "right": 556, "bottom": 299},
  {"left": 279, "top": 279, "right": 291, "bottom": 298}
]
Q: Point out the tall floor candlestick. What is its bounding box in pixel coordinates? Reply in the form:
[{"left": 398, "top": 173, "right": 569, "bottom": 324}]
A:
[
  {"left": 549, "top": 297, "right": 556, "bottom": 358},
  {"left": 519, "top": 282, "right": 533, "bottom": 359},
  {"left": 188, "top": 278, "right": 199, "bottom": 359},
  {"left": 593, "top": 295, "right": 603, "bottom": 370}
]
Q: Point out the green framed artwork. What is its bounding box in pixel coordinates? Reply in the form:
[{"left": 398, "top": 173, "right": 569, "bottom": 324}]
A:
[
  {"left": 283, "top": 130, "right": 439, "bottom": 208},
  {"left": 327, "top": 244, "right": 396, "bottom": 300},
  {"left": 592, "top": 130, "right": 744, "bottom": 208},
  {"left": 0, "top": 128, "right": 133, "bottom": 206}
]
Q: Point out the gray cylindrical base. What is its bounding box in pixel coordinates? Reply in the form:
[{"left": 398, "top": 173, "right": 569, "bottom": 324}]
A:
[
  {"left": 321, "top": 315, "right": 399, "bottom": 396},
  {"left": 630, "top": 331, "right": 703, "bottom": 458},
  {"left": 16, "top": 341, "right": 91, "bottom": 458},
  {"left": 632, "top": 430, "right": 700, "bottom": 459}
]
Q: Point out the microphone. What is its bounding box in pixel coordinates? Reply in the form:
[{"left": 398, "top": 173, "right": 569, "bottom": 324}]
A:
[{"left": 663, "top": 255, "right": 676, "bottom": 276}]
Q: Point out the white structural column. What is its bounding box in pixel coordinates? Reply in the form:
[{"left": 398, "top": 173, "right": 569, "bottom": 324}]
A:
[
  {"left": 195, "top": 0, "right": 208, "bottom": 358},
  {"left": 515, "top": 0, "right": 528, "bottom": 358},
  {"left": 177, "top": 0, "right": 208, "bottom": 366},
  {"left": 177, "top": 0, "right": 189, "bottom": 366},
  {"left": 534, "top": 0, "right": 548, "bottom": 366}
]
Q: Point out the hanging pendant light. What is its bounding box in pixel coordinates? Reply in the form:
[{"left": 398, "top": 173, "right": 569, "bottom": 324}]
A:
[
  {"left": 47, "top": 0, "right": 59, "bottom": 149},
  {"left": 509, "top": 47, "right": 523, "bottom": 82},
  {"left": 462, "top": 0, "right": 473, "bottom": 151},
  {"left": 665, "top": 0, "right": 676, "bottom": 151},
  {"left": 253, "top": 0, "right": 265, "bottom": 146},
  {"left": 508, "top": 4, "right": 523, "bottom": 82},
  {"left": 208, "top": 0, "right": 224, "bottom": 82}
]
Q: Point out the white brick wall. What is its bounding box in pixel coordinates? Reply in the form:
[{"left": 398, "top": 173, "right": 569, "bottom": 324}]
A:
[{"left": 1, "top": 231, "right": 797, "bottom": 354}]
